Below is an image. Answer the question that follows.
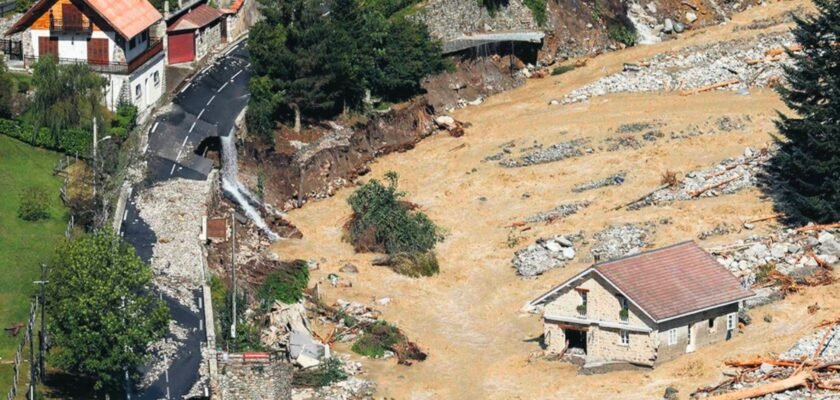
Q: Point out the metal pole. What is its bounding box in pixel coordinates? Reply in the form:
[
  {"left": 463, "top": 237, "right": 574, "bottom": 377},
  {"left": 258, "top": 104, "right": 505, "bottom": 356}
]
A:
[
  {"left": 38, "top": 264, "right": 47, "bottom": 380},
  {"left": 230, "top": 213, "right": 236, "bottom": 340},
  {"left": 29, "top": 312, "right": 34, "bottom": 400},
  {"left": 92, "top": 117, "right": 98, "bottom": 198}
]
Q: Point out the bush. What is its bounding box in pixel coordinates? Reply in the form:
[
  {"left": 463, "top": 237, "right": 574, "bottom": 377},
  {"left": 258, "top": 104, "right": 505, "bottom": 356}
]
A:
[
  {"left": 351, "top": 321, "right": 403, "bottom": 358},
  {"left": 608, "top": 21, "right": 637, "bottom": 46},
  {"left": 111, "top": 103, "right": 138, "bottom": 137},
  {"left": 523, "top": 0, "right": 547, "bottom": 26},
  {"left": 258, "top": 260, "right": 309, "bottom": 307},
  {"left": 551, "top": 65, "right": 576, "bottom": 76},
  {"left": 18, "top": 186, "right": 50, "bottom": 221},
  {"left": 292, "top": 358, "right": 347, "bottom": 387},
  {"left": 392, "top": 251, "right": 439, "bottom": 277},
  {"left": 346, "top": 172, "right": 443, "bottom": 255},
  {"left": 0, "top": 117, "right": 91, "bottom": 156}
]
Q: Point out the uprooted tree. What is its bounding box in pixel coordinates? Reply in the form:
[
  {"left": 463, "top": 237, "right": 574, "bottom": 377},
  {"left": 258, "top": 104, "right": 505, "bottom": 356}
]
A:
[
  {"left": 768, "top": 0, "right": 840, "bottom": 225},
  {"left": 345, "top": 171, "right": 443, "bottom": 276}
]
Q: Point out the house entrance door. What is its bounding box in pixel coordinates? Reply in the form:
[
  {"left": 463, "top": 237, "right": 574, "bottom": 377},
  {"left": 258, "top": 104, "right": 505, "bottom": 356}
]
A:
[{"left": 686, "top": 324, "right": 696, "bottom": 353}]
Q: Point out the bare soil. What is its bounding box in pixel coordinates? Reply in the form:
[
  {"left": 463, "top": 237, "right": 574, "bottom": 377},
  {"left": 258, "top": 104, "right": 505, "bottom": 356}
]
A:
[{"left": 271, "top": 2, "right": 829, "bottom": 398}]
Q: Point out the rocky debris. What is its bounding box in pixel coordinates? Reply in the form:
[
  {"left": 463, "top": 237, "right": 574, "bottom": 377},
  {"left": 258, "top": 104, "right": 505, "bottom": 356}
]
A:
[
  {"left": 525, "top": 201, "right": 591, "bottom": 223},
  {"left": 616, "top": 121, "right": 662, "bottom": 134},
  {"left": 603, "top": 135, "right": 645, "bottom": 152},
  {"left": 590, "top": 223, "right": 655, "bottom": 262},
  {"left": 698, "top": 223, "right": 738, "bottom": 240},
  {"left": 561, "top": 32, "right": 796, "bottom": 104},
  {"left": 628, "top": 147, "right": 771, "bottom": 210},
  {"left": 572, "top": 172, "right": 626, "bottom": 193},
  {"left": 733, "top": 7, "right": 803, "bottom": 32},
  {"left": 499, "top": 138, "right": 592, "bottom": 168},
  {"left": 292, "top": 355, "right": 376, "bottom": 400},
  {"left": 136, "top": 178, "right": 209, "bottom": 309},
  {"left": 669, "top": 116, "right": 751, "bottom": 140},
  {"left": 709, "top": 226, "right": 840, "bottom": 283},
  {"left": 513, "top": 233, "right": 583, "bottom": 277},
  {"left": 262, "top": 301, "right": 313, "bottom": 352},
  {"left": 139, "top": 320, "right": 189, "bottom": 389},
  {"left": 219, "top": 358, "right": 293, "bottom": 400},
  {"left": 782, "top": 325, "right": 840, "bottom": 361}
]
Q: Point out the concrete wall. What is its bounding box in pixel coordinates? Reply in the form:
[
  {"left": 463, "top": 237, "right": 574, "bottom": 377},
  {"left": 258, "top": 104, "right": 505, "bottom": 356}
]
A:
[{"left": 655, "top": 303, "right": 739, "bottom": 364}]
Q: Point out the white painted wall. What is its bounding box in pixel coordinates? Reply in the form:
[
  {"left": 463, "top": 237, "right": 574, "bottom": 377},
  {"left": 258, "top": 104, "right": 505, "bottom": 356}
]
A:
[
  {"left": 128, "top": 53, "right": 165, "bottom": 112},
  {"left": 30, "top": 29, "right": 118, "bottom": 62},
  {"left": 124, "top": 31, "right": 149, "bottom": 63}
]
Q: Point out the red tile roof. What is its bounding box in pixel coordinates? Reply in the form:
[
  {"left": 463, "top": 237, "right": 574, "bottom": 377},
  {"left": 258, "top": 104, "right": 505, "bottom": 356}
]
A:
[
  {"left": 6, "top": 0, "right": 162, "bottom": 39},
  {"left": 167, "top": 3, "right": 222, "bottom": 32},
  {"left": 530, "top": 241, "right": 753, "bottom": 322},
  {"left": 594, "top": 241, "right": 753, "bottom": 321}
]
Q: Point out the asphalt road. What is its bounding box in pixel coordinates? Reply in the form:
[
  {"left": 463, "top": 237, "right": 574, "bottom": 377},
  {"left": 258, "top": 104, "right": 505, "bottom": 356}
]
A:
[{"left": 121, "top": 40, "right": 252, "bottom": 399}]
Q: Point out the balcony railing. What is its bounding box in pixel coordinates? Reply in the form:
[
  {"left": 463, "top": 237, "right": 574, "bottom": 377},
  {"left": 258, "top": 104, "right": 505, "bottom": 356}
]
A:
[
  {"left": 49, "top": 17, "right": 92, "bottom": 34},
  {"left": 25, "top": 38, "right": 163, "bottom": 75}
]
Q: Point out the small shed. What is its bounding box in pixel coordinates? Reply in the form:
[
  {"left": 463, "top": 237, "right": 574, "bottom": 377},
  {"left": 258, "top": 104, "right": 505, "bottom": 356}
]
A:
[{"left": 166, "top": 2, "right": 223, "bottom": 64}]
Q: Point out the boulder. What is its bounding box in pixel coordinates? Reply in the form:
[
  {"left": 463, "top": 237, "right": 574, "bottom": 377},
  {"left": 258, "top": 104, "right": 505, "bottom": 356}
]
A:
[
  {"left": 340, "top": 263, "right": 359, "bottom": 273},
  {"left": 556, "top": 236, "right": 573, "bottom": 247},
  {"left": 646, "top": 2, "right": 657, "bottom": 13},
  {"left": 685, "top": 11, "right": 697, "bottom": 23},
  {"left": 673, "top": 22, "right": 685, "bottom": 33},
  {"left": 562, "top": 247, "right": 576, "bottom": 260},
  {"left": 663, "top": 18, "right": 674, "bottom": 33},
  {"left": 545, "top": 240, "right": 563, "bottom": 252},
  {"left": 818, "top": 231, "right": 836, "bottom": 244},
  {"left": 435, "top": 115, "right": 456, "bottom": 129}
]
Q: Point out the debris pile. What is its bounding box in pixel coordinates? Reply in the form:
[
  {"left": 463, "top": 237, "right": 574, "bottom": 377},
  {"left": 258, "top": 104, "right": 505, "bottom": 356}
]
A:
[
  {"left": 590, "top": 223, "right": 655, "bottom": 262},
  {"left": 561, "top": 32, "right": 796, "bottom": 104},
  {"left": 698, "top": 223, "right": 739, "bottom": 240},
  {"left": 693, "top": 315, "right": 840, "bottom": 399},
  {"left": 572, "top": 172, "right": 626, "bottom": 193},
  {"left": 292, "top": 355, "right": 376, "bottom": 400},
  {"left": 526, "top": 201, "right": 591, "bottom": 224},
  {"left": 499, "top": 138, "right": 592, "bottom": 168},
  {"left": 513, "top": 233, "right": 582, "bottom": 277},
  {"left": 627, "top": 147, "right": 771, "bottom": 210},
  {"left": 709, "top": 224, "right": 840, "bottom": 284}
]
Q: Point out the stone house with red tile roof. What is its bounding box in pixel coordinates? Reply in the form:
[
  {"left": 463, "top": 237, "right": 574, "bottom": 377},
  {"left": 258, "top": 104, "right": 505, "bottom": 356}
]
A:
[
  {"left": 526, "top": 241, "right": 754, "bottom": 368},
  {"left": 6, "top": 0, "right": 166, "bottom": 112}
]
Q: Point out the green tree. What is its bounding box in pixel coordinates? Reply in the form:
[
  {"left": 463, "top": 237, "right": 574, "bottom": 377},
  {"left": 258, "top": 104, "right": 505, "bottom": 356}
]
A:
[
  {"left": 0, "top": 60, "right": 17, "bottom": 118},
  {"left": 769, "top": 0, "right": 840, "bottom": 224},
  {"left": 32, "top": 58, "right": 108, "bottom": 145},
  {"left": 48, "top": 229, "right": 169, "bottom": 392}
]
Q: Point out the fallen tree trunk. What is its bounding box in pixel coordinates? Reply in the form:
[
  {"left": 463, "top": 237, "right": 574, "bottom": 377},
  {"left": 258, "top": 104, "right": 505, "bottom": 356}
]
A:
[
  {"left": 708, "top": 370, "right": 812, "bottom": 400},
  {"left": 690, "top": 174, "right": 743, "bottom": 197},
  {"left": 680, "top": 79, "right": 740, "bottom": 96},
  {"left": 765, "top": 44, "right": 803, "bottom": 57},
  {"left": 612, "top": 184, "right": 669, "bottom": 210},
  {"left": 796, "top": 222, "right": 840, "bottom": 232}
]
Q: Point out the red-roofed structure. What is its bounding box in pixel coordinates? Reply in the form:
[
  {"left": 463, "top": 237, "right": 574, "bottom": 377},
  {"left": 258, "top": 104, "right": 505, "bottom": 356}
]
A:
[
  {"left": 165, "top": 1, "right": 226, "bottom": 64},
  {"left": 528, "top": 241, "right": 753, "bottom": 368}
]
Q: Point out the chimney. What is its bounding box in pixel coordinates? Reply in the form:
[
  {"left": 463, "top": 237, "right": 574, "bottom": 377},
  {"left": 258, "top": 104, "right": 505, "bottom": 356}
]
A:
[
  {"left": 177, "top": 0, "right": 183, "bottom": 9},
  {"left": 164, "top": 0, "right": 169, "bottom": 17}
]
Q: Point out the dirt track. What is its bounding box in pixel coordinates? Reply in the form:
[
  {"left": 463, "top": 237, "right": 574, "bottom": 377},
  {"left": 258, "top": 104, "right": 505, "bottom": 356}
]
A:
[{"left": 271, "top": 2, "right": 836, "bottom": 398}]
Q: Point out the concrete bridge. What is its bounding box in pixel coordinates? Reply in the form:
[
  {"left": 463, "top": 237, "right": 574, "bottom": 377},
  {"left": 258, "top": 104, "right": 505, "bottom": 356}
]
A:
[{"left": 442, "top": 30, "right": 545, "bottom": 54}]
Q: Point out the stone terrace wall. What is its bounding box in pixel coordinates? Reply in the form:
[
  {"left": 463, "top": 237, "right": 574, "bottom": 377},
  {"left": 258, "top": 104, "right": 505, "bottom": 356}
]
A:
[
  {"left": 410, "top": 0, "right": 547, "bottom": 42},
  {"left": 216, "top": 358, "right": 293, "bottom": 400}
]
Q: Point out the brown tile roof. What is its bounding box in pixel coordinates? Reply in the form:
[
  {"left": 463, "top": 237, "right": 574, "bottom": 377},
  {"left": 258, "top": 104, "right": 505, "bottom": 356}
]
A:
[
  {"left": 167, "top": 3, "right": 222, "bottom": 32},
  {"left": 6, "top": 0, "right": 162, "bottom": 39},
  {"left": 593, "top": 241, "right": 753, "bottom": 322}
]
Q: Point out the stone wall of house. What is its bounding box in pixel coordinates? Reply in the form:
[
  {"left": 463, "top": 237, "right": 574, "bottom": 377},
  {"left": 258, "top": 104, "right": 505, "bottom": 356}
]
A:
[
  {"left": 544, "top": 321, "right": 567, "bottom": 354},
  {"left": 409, "top": 0, "right": 548, "bottom": 42},
  {"left": 587, "top": 327, "right": 657, "bottom": 366},
  {"left": 542, "top": 274, "right": 651, "bottom": 328},
  {"left": 216, "top": 359, "right": 293, "bottom": 400},
  {"left": 196, "top": 20, "right": 222, "bottom": 60},
  {"left": 656, "top": 303, "right": 739, "bottom": 364}
]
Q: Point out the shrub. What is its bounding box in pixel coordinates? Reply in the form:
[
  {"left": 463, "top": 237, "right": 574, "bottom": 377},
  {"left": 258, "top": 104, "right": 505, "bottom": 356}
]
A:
[
  {"left": 523, "top": 0, "right": 547, "bottom": 26},
  {"left": 346, "top": 172, "right": 443, "bottom": 255},
  {"left": 551, "top": 65, "right": 576, "bottom": 76},
  {"left": 292, "top": 358, "right": 347, "bottom": 387},
  {"left": 392, "top": 251, "right": 439, "bottom": 277},
  {"left": 18, "top": 186, "right": 50, "bottom": 221},
  {"left": 258, "top": 260, "right": 309, "bottom": 307},
  {"left": 111, "top": 103, "right": 138, "bottom": 136},
  {"left": 608, "top": 21, "right": 637, "bottom": 46},
  {"left": 351, "top": 321, "right": 403, "bottom": 358},
  {"left": 660, "top": 170, "right": 679, "bottom": 187}
]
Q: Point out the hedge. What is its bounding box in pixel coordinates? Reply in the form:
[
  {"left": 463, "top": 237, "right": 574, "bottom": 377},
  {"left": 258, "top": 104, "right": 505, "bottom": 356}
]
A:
[{"left": 0, "top": 117, "right": 91, "bottom": 157}]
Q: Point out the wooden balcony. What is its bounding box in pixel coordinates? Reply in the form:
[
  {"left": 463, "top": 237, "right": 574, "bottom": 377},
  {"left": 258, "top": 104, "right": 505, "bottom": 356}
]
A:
[
  {"left": 25, "top": 38, "right": 163, "bottom": 75},
  {"left": 49, "top": 16, "right": 92, "bottom": 34}
]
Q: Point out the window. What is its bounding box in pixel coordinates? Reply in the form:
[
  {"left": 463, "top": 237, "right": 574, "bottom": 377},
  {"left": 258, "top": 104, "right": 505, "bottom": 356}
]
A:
[
  {"left": 708, "top": 318, "right": 716, "bottom": 331},
  {"left": 141, "top": 30, "right": 149, "bottom": 42},
  {"left": 153, "top": 71, "right": 160, "bottom": 87},
  {"left": 727, "top": 313, "right": 736, "bottom": 331},
  {"left": 619, "top": 330, "right": 630, "bottom": 346},
  {"left": 135, "top": 84, "right": 141, "bottom": 99},
  {"left": 576, "top": 289, "right": 588, "bottom": 316},
  {"left": 618, "top": 296, "right": 629, "bottom": 321},
  {"left": 129, "top": 37, "right": 136, "bottom": 49},
  {"left": 668, "top": 329, "right": 677, "bottom": 345}
]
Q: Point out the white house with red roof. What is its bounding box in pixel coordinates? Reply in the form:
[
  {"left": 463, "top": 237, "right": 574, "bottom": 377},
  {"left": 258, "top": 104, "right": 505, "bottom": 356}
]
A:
[
  {"left": 6, "top": 0, "right": 166, "bottom": 112},
  {"left": 526, "top": 241, "right": 754, "bottom": 369}
]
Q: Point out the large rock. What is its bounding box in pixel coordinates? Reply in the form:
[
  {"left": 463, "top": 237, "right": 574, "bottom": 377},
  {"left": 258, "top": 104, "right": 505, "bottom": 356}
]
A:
[
  {"left": 685, "top": 11, "right": 697, "bottom": 23},
  {"left": 663, "top": 18, "right": 674, "bottom": 33}
]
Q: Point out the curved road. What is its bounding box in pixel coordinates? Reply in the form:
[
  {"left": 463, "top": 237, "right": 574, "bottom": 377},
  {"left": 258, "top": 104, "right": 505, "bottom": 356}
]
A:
[{"left": 121, "top": 40, "right": 251, "bottom": 399}]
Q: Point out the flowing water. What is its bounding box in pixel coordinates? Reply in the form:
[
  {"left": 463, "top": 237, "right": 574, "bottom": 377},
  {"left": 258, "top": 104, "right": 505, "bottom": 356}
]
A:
[{"left": 220, "top": 132, "right": 280, "bottom": 241}]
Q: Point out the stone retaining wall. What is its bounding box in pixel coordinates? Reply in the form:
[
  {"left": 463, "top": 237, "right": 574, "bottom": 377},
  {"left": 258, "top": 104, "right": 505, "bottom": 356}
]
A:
[{"left": 409, "top": 0, "right": 546, "bottom": 42}]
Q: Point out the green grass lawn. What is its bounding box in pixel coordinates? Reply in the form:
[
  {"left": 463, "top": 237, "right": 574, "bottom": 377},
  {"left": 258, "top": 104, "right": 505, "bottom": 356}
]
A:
[{"left": 0, "top": 135, "right": 67, "bottom": 397}]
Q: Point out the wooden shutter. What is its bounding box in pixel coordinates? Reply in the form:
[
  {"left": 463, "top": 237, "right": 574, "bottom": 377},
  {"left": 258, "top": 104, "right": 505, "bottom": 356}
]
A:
[
  {"left": 87, "top": 38, "right": 108, "bottom": 65},
  {"left": 61, "top": 4, "right": 83, "bottom": 29},
  {"left": 38, "top": 36, "right": 58, "bottom": 60}
]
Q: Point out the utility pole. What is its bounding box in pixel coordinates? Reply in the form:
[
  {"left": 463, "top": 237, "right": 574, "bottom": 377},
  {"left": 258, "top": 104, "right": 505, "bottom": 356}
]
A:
[
  {"left": 92, "top": 117, "right": 97, "bottom": 198},
  {"left": 230, "top": 213, "right": 236, "bottom": 340},
  {"left": 29, "top": 309, "right": 34, "bottom": 400},
  {"left": 35, "top": 264, "right": 48, "bottom": 380}
]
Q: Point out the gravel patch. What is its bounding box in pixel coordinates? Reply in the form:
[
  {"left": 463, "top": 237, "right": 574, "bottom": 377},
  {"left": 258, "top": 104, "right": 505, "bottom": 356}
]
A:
[
  {"left": 590, "top": 223, "right": 656, "bottom": 262},
  {"left": 526, "top": 201, "right": 591, "bottom": 223},
  {"left": 513, "top": 233, "right": 583, "bottom": 277}
]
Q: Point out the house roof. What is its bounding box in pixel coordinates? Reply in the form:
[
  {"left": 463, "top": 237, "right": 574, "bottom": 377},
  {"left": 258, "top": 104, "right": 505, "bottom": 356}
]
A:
[
  {"left": 167, "top": 3, "right": 222, "bottom": 32},
  {"left": 529, "top": 241, "right": 754, "bottom": 323},
  {"left": 6, "top": 0, "right": 162, "bottom": 39}
]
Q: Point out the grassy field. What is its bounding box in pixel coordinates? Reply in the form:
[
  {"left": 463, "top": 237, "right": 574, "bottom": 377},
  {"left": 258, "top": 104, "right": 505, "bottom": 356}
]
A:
[{"left": 0, "top": 135, "right": 67, "bottom": 397}]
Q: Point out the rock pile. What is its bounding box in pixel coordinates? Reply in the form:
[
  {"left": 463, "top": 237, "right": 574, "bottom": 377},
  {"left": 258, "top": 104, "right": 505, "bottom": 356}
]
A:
[
  {"left": 572, "top": 172, "right": 626, "bottom": 193},
  {"left": 513, "top": 233, "right": 582, "bottom": 277},
  {"left": 698, "top": 223, "right": 738, "bottom": 240},
  {"left": 628, "top": 147, "right": 771, "bottom": 210},
  {"left": 499, "top": 138, "right": 592, "bottom": 168},
  {"left": 711, "top": 227, "right": 840, "bottom": 282},
  {"left": 590, "top": 223, "right": 655, "bottom": 262},
  {"left": 561, "top": 32, "right": 796, "bottom": 104},
  {"left": 526, "top": 201, "right": 591, "bottom": 223}
]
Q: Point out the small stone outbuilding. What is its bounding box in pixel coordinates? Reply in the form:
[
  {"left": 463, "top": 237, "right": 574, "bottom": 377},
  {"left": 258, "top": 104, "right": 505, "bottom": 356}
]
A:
[{"left": 527, "top": 241, "right": 754, "bottom": 369}]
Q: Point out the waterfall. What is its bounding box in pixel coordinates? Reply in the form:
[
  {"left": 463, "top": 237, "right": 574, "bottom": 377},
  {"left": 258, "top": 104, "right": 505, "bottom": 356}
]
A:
[
  {"left": 627, "top": 4, "right": 661, "bottom": 45},
  {"left": 220, "top": 132, "right": 280, "bottom": 242}
]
